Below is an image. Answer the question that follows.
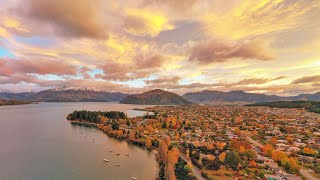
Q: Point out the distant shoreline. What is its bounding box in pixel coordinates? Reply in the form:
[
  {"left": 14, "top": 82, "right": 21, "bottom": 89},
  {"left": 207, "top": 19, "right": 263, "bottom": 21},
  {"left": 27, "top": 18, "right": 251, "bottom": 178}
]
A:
[{"left": 0, "top": 99, "right": 34, "bottom": 106}]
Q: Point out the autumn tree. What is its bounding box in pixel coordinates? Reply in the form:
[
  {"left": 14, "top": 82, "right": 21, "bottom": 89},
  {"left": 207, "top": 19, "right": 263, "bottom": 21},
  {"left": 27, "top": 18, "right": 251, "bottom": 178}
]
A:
[
  {"left": 219, "top": 152, "right": 226, "bottom": 162},
  {"left": 249, "top": 160, "right": 257, "bottom": 167},
  {"left": 270, "top": 137, "right": 277, "bottom": 146},
  {"left": 281, "top": 158, "right": 300, "bottom": 173},
  {"left": 303, "top": 148, "right": 314, "bottom": 155},
  {"left": 159, "top": 140, "right": 168, "bottom": 164},
  {"left": 146, "top": 137, "right": 152, "bottom": 149},
  {"left": 272, "top": 150, "right": 287, "bottom": 163},
  {"left": 263, "top": 144, "right": 274, "bottom": 157},
  {"left": 286, "top": 136, "right": 293, "bottom": 144},
  {"left": 129, "top": 130, "right": 136, "bottom": 141}
]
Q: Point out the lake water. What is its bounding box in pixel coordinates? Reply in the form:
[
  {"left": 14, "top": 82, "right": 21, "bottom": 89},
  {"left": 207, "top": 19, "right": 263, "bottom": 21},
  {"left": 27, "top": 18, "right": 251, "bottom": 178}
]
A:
[{"left": 0, "top": 102, "right": 158, "bottom": 180}]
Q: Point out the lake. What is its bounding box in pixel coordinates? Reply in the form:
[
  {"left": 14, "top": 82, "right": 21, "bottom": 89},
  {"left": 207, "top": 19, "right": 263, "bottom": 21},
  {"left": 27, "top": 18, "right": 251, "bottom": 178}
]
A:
[{"left": 0, "top": 102, "right": 158, "bottom": 180}]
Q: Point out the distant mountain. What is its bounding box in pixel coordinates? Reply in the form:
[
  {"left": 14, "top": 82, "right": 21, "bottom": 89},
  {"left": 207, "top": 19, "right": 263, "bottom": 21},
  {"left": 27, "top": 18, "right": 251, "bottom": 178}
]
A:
[
  {"left": 247, "top": 100, "right": 320, "bottom": 114},
  {"left": 183, "top": 90, "right": 320, "bottom": 104},
  {"left": 2, "top": 88, "right": 320, "bottom": 104},
  {"left": 292, "top": 92, "right": 320, "bottom": 101},
  {"left": 0, "top": 92, "right": 35, "bottom": 100},
  {"left": 120, "top": 89, "right": 193, "bottom": 105},
  {"left": 0, "top": 88, "right": 128, "bottom": 102}
]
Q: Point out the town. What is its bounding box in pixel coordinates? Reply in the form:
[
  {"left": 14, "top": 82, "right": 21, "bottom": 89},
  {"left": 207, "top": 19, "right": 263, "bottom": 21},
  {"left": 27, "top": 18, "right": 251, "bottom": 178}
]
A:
[{"left": 68, "top": 105, "right": 320, "bottom": 180}]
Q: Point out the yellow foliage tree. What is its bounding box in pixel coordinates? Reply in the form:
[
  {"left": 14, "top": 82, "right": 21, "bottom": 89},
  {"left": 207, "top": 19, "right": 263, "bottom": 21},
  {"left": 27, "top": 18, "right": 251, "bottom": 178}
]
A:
[
  {"left": 219, "top": 152, "right": 226, "bottom": 162},
  {"left": 272, "top": 150, "right": 287, "bottom": 162},
  {"left": 146, "top": 137, "right": 152, "bottom": 149}
]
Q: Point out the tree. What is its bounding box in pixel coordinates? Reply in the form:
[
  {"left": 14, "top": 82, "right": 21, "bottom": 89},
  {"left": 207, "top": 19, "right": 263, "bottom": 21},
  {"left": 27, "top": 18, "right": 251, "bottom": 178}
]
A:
[
  {"left": 303, "top": 148, "right": 314, "bottom": 155},
  {"left": 186, "top": 149, "right": 190, "bottom": 159},
  {"left": 272, "top": 150, "right": 287, "bottom": 163},
  {"left": 129, "top": 130, "right": 136, "bottom": 141},
  {"left": 270, "top": 137, "right": 277, "bottom": 146},
  {"left": 234, "top": 128, "right": 241, "bottom": 136},
  {"left": 286, "top": 136, "right": 293, "bottom": 144},
  {"left": 162, "top": 122, "right": 167, "bottom": 128},
  {"left": 219, "top": 152, "right": 226, "bottom": 162},
  {"left": 146, "top": 137, "right": 152, "bottom": 149},
  {"left": 263, "top": 144, "right": 274, "bottom": 157},
  {"left": 159, "top": 140, "right": 168, "bottom": 164},
  {"left": 225, "top": 151, "right": 242, "bottom": 170},
  {"left": 281, "top": 158, "right": 300, "bottom": 173},
  {"left": 249, "top": 160, "right": 257, "bottom": 167}
]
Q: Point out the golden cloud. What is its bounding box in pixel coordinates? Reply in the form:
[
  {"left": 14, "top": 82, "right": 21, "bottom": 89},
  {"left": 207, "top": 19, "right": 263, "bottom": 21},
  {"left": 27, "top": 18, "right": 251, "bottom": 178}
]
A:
[
  {"left": 189, "top": 39, "right": 275, "bottom": 64},
  {"left": 202, "top": 0, "right": 320, "bottom": 40},
  {"left": 18, "top": 0, "right": 107, "bottom": 38},
  {"left": 124, "top": 8, "right": 174, "bottom": 37}
]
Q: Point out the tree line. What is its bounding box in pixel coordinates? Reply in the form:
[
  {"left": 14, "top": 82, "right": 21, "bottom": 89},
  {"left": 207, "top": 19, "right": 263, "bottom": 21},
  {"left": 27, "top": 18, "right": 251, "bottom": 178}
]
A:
[{"left": 67, "top": 110, "right": 126, "bottom": 123}]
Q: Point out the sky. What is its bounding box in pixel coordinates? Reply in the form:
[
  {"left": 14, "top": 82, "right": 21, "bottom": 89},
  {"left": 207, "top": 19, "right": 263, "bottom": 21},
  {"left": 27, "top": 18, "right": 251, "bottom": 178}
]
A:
[{"left": 0, "top": 0, "right": 319, "bottom": 95}]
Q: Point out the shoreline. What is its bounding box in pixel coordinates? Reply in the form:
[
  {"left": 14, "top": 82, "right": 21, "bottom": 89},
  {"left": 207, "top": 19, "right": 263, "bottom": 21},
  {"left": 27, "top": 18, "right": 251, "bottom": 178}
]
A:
[{"left": 68, "top": 119, "right": 161, "bottom": 179}]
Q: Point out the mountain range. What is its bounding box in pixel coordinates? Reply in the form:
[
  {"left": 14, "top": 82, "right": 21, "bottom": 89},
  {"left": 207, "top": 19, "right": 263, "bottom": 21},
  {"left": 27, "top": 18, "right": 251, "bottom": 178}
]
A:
[
  {"left": 1, "top": 88, "right": 319, "bottom": 105},
  {"left": 120, "top": 89, "right": 193, "bottom": 105},
  {"left": 0, "top": 88, "right": 127, "bottom": 102},
  {"left": 182, "top": 90, "right": 320, "bottom": 104}
]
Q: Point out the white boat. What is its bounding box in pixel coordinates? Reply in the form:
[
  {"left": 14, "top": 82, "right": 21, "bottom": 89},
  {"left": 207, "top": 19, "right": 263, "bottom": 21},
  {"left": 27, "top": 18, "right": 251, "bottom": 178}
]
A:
[
  {"left": 116, "top": 153, "right": 120, "bottom": 155},
  {"left": 125, "top": 153, "right": 129, "bottom": 156},
  {"left": 109, "top": 150, "right": 113, "bottom": 152},
  {"left": 131, "top": 177, "right": 137, "bottom": 180},
  {"left": 103, "top": 159, "right": 109, "bottom": 162},
  {"left": 116, "top": 164, "right": 120, "bottom": 166}
]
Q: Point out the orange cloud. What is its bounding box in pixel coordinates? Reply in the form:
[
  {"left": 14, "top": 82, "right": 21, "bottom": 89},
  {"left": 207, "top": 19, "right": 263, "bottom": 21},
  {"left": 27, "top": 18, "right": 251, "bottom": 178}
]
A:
[
  {"left": 291, "top": 75, "right": 320, "bottom": 84},
  {"left": 0, "top": 58, "right": 77, "bottom": 76},
  {"left": 124, "top": 8, "right": 174, "bottom": 37},
  {"left": 189, "top": 39, "right": 274, "bottom": 64},
  {"left": 18, "top": 0, "right": 107, "bottom": 38}
]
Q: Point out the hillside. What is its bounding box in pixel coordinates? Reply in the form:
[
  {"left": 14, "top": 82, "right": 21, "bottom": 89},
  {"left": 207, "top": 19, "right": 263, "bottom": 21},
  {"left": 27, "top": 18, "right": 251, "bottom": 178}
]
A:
[
  {"left": 0, "top": 99, "right": 32, "bottom": 106},
  {"left": 247, "top": 100, "right": 320, "bottom": 114},
  {"left": 120, "top": 89, "right": 193, "bottom": 105},
  {"left": 183, "top": 90, "right": 320, "bottom": 104},
  {"left": 0, "top": 88, "right": 128, "bottom": 102}
]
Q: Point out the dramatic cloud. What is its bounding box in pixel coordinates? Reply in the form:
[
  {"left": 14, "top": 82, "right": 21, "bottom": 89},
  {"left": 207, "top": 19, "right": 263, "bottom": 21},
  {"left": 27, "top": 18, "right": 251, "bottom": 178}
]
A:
[
  {"left": 0, "top": 58, "right": 78, "bottom": 76},
  {"left": 291, "top": 75, "right": 320, "bottom": 84},
  {"left": 0, "top": 0, "right": 319, "bottom": 95},
  {"left": 145, "top": 76, "right": 181, "bottom": 85},
  {"left": 124, "top": 8, "right": 174, "bottom": 37},
  {"left": 232, "top": 77, "right": 286, "bottom": 86},
  {"left": 202, "top": 0, "right": 320, "bottom": 40},
  {"left": 18, "top": 0, "right": 107, "bottom": 38},
  {"left": 189, "top": 39, "right": 275, "bottom": 64},
  {"left": 98, "top": 54, "right": 166, "bottom": 81}
]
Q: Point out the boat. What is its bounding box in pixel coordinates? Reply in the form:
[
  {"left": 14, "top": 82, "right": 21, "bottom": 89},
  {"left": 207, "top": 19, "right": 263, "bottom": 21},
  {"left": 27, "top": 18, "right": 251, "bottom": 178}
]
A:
[
  {"left": 125, "top": 153, "right": 129, "bottom": 156},
  {"left": 116, "top": 153, "right": 120, "bottom": 155},
  {"left": 116, "top": 164, "right": 120, "bottom": 166},
  {"left": 131, "top": 177, "right": 137, "bottom": 180},
  {"left": 103, "top": 159, "right": 109, "bottom": 162},
  {"left": 109, "top": 150, "right": 113, "bottom": 152}
]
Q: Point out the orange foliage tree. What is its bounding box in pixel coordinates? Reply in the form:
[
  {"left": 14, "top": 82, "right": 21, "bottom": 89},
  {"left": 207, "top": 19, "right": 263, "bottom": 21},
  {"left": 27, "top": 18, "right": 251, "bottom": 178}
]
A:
[{"left": 263, "top": 144, "right": 274, "bottom": 157}]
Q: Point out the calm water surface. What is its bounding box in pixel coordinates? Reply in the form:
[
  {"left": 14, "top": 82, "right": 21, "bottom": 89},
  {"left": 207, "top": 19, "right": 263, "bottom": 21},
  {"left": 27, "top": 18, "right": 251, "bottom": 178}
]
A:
[{"left": 0, "top": 102, "right": 158, "bottom": 180}]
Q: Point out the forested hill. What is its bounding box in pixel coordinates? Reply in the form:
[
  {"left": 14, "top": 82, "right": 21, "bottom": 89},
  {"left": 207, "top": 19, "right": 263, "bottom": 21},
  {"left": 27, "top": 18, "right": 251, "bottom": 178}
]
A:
[
  {"left": 247, "top": 100, "right": 320, "bottom": 114},
  {"left": 67, "top": 110, "right": 126, "bottom": 124}
]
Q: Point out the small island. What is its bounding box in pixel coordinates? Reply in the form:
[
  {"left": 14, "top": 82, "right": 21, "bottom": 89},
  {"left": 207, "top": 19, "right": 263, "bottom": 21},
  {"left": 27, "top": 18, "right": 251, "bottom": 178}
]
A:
[{"left": 0, "top": 99, "right": 32, "bottom": 106}]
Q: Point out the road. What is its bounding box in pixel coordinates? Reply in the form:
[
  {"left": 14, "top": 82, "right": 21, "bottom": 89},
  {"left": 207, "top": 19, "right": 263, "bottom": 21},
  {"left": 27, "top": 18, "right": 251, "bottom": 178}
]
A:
[
  {"left": 180, "top": 154, "right": 205, "bottom": 180},
  {"left": 246, "top": 136, "right": 263, "bottom": 148},
  {"left": 300, "top": 169, "right": 318, "bottom": 180}
]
